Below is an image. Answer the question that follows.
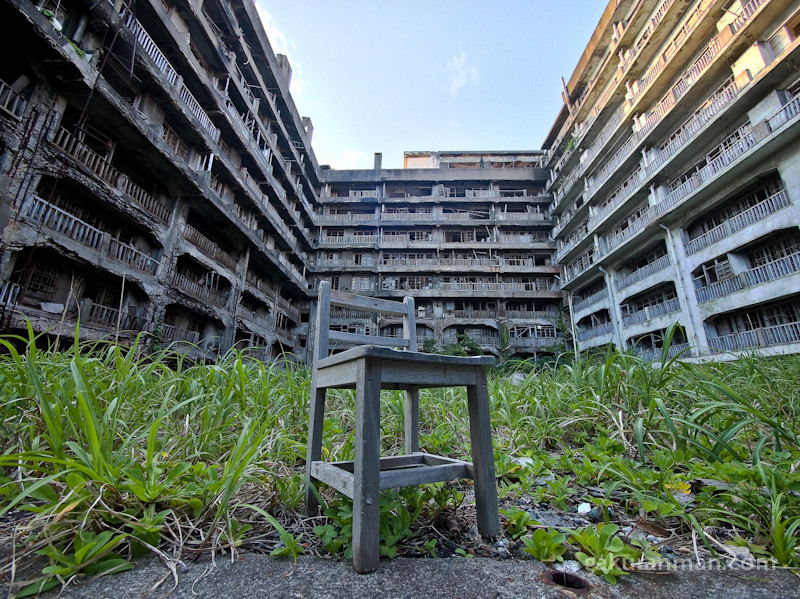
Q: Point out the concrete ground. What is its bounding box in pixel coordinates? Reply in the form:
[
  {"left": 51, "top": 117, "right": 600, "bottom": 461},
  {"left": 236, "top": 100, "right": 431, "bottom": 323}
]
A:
[{"left": 42, "top": 553, "right": 800, "bottom": 599}]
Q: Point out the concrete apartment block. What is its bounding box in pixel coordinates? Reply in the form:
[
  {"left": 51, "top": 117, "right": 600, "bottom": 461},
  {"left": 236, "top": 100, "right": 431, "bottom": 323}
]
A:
[{"left": 544, "top": 0, "right": 800, "bottom": 360}]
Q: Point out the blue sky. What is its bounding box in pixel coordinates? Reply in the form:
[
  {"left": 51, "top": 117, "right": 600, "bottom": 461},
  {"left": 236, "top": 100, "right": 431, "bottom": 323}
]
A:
[{"left": 256, "top": 1, "right": 609, "bottom": 169}]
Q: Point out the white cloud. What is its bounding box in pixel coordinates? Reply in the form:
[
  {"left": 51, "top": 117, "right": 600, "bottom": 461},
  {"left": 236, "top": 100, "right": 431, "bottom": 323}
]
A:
[
  {"left": 446, "top": 51, "right": 479, "bottom": 97},
  {"left": 253, "top": 2, "right": 307, "bottom": 95},
  {"left": 328, "top": 150, "right": 371, "bottom": 170}
]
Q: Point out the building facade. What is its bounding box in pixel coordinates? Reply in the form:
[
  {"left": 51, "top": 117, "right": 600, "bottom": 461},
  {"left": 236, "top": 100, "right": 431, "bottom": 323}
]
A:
[
  {"left": 314, "top": 151, "right": 563, "bottom": 358},
  {"left": 2, "top": 0, "right": 800, "bottom": 362},
  {"left": 1, "top": 0, "right": 316, "bottom": 361},
  {"left": 544, "top": 0, "right": 800, "bottom": 359}
]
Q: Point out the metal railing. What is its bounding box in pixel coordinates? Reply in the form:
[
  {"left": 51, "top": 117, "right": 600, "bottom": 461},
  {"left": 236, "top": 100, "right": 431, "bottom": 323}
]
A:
[
  {"left": 767, "top": 94, "right": 800, "bottom": 131},
  {"left": 573, "top": 288, "right": 608, "bottom": 313}
]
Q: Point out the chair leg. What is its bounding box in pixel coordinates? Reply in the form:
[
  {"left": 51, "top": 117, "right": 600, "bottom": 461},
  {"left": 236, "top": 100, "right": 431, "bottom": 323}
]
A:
[
  {"left": 403, "top": 387, "right": 420, "bottom": 454},
  {"left": 352, "top": 358, "right": 382, "bottom": 573},
  {"left": 304, "top": 379, "right": 326, "bottom": 517},
  {"left": 466, "top": 370, "right": 500, "bottom": 537}
]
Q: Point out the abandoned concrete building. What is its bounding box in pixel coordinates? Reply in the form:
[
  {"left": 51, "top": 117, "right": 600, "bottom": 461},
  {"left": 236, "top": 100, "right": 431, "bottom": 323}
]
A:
[
  {"left": 545, "top": 0, "right": 800, "bottom": 360},
  {"left": 1, "top": 0, "right": 799, "bottom": 362}
]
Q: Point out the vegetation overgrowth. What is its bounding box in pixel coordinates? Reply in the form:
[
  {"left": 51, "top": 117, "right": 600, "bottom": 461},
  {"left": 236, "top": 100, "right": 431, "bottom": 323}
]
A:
[{"left": 1, "top": 323, "right": 799, "bottom": 595}]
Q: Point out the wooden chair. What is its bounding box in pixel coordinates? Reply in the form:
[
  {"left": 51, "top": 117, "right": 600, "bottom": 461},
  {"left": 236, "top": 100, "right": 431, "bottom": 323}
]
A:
[{"left": 304, "top": 281, "right": 499, "bottom": 572}]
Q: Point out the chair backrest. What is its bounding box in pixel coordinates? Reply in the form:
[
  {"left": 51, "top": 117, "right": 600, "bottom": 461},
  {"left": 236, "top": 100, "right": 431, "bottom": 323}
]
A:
[{"left": 313, "top": 280, "right": 417, "bottom": 362}]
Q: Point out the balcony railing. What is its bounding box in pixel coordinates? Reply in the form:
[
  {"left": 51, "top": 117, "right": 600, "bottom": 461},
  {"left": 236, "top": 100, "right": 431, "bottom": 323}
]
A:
[
  {"left": 505, "top": 310, "right": 560, "bottom": 320},
  {"left": 0, "top": 78, "right": 26, "bottom": 118},
  {"left": 709, "top": 321, "right": 800, "bottom": 353},
  {"left": 121, "top": 7, "right": 220, "bottom": 141},
  {"left": 447, "top": 310, "right": 496, "bottom": 319},
  {"left": 380, "top": 212, "right": 433, "bottom": 221},
  {"left": 634, "top": 343, "right": 690, "bottom": 362},
  {"left": 685, "top": 189, "right": 790, "bottom": 255},
  {"left": 318, "top": 212, "right": 375, "bottom": 221},
  {"left": 768, "top": 94, "right": 800, "bottom": 131},
  {"left": 621, "top": 298, "right": 680, "bottom": 327},
  {"left": 509, "top": 335, "right": 563, "bottom": 348},
  {"left": 52, "top": 127, "right": 121, "bottom": 186},
  {"left": 615, "top": 255, "right": 671, "bottom": 291},
  {"left": 120, "top": 177, "right": 171, "bottom": 224},
  {"left": 0, "top": 280, "right": 21, "bottom": 305},
  {"left": 85, "top": 303, "right": 146, "bottom": 331},
  {"left": 183, "top": 225, "right": 237, "bottom": 271},
  {"left": 172, "top": 272, "right": 228, "bottom": 308},
  {"left": 696, "top": 252, "right": 800, "bottom": 303},
  {"left": 598, "top": 211, "right": 649, "bottom": 257},
  {"left": 577, "top": 322, "right": 613, "bottom": 341},
  {"left": 52, "top": 127, "right": 170, "bottom": 224},
  {"left": 26, "top": 196, "right": 104, "bottom": 249},
  {"left": 161, "top": 323, "right": 201, "bottom": 345},
  {"left": 108, "top": 239, "right": 159, "bottom": 275},
  {"left": 573, "top": 289, "right": 608, "bottom": 313}
]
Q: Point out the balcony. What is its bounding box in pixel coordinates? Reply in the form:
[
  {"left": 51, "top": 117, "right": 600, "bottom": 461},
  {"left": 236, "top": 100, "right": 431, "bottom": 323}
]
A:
[
  {"left": 51, "top": 127, "right": 170, "bottom": 224},
  {"left": 577, "top": 322, "right": 613, "bottom": 342},
  {"left": 107, "top": 239, "right": 159, "bottom": 275},
  {"left": 0, "top": 280, "right": 21, "bottom": 305},
  {"left": 52, "top": 127, "right": 121, "bottom": 187},
  {"left": 621, "top": 298, "right": 680, "bottom": 327},
  {"left": 161, "top": 323, "right": 201, "bottom": 345},
  {"left": 183, "top": 225, "right": 237, "bottom": 271},
  {"left": 0, "top": 77, "right": 27, "bottom": 118},
  {"left": 318, "top": 212, "right": 375, "bottom": 222},
  {"left": 505, "top": 310, "right": 560, "bottom": 320},
  {"left": 26, "top": 196, "right": 104, "bottom": 250},
  {"left": 84, "top": 302, "right": 146, "bottom": 331},
  {"left": 446, "top": 309, "right": 496, "bottom": 319},
  {"left": 598, "top": 211, "right": 649, "bottom": 257},
  {"left": 709, "top": 321, "right": 800, "bottom": 353},
  {"left": 633, "top": 343, "right": 691, "bottom": 362},
  {"left": 171, "top": 272, "right": 228, "bottom": 308},
  {"left": 615, "top": 255, "right": 671, "bottom": 291},
  {"left": 573, "top": 288, "right": 608, "bottom": 313},
  {"left": 380, "top": 212, "right": 433, "bottom": 221},
  {"left": 696, "top": 252, "right": 800, "bottom": 303},
  {"left": 236, "top": 305, "right": 271, "bottom": 330},
  {"left": 509, "top": 335, "right": 563, "bottom": 349},
  {"left": 495, "top": 211, "right": 548, "bottom": 222},
  {"left": 645, "top": 75, "right": 745, "bottom": 178},
  {"left": 684, "top": 189, "right": 791, "bottom": 255},
  {"left": 120, "top": 7, "right": 220, "bottom": 141}
]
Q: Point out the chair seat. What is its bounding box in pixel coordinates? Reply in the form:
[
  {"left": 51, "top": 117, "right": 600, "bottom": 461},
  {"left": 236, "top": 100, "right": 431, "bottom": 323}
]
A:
[
  {"left": 316, "top": 346, "right": 496, "bottom": 389},
  {"left": 310, "top": 452, "right": 473, "bottom": 498}
]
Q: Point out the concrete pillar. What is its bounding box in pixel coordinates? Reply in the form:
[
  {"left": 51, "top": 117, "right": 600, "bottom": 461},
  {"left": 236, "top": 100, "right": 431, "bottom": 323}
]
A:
[{"left": 660, "top": 224, "right": 709, "bottom": 354}]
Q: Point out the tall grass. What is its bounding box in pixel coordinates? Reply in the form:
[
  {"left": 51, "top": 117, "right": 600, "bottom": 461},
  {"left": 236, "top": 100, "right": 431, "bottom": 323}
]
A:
[{"left": 1, "top": 322, "right": 799, "bottom": 593}]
